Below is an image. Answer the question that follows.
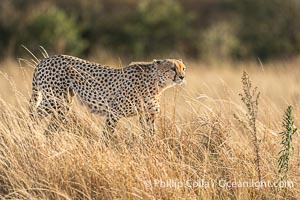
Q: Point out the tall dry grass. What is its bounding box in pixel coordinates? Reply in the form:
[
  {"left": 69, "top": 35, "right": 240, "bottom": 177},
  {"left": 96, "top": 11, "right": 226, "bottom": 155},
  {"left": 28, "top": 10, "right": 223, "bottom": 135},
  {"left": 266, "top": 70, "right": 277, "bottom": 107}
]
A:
[{"left": 0, "top": 57, "right": 299, "bottom": 199}]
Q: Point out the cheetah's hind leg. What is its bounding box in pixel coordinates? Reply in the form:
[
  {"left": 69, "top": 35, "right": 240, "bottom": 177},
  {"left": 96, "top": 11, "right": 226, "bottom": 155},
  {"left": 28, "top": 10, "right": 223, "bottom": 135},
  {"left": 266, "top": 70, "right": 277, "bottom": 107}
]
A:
[
  {"left": 29, "top": 89, "right": 73, "bottom": 136},
  {"left": 29, "top": 90, "right": 53, "bottom": 122},
  {"left": 46, "top": 91, "right": 74, "bottom": 135}
]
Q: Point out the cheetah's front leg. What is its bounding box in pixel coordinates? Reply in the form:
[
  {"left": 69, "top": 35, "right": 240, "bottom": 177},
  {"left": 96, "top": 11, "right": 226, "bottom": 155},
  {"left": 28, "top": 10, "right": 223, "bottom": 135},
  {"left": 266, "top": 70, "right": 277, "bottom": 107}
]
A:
[
  {"left": 139, "top": 112, "right": 157, "bottom": 137},
  {"left": 103, "top": 113, "right": 119, "bottom": 144}
]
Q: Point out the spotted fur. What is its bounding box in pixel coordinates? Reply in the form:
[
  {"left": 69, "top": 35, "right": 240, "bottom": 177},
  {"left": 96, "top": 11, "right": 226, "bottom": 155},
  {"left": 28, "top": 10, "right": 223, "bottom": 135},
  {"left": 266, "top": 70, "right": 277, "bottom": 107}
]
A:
[{"left": 29, "top": 55, "right": 186, "bottom": 139}]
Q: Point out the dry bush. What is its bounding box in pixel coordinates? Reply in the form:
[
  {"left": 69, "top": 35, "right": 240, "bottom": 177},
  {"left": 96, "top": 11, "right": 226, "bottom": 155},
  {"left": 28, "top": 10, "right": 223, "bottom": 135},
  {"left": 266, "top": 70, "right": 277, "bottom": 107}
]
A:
[{"left": 0, "top": 59, "right": 299, "bottom": 199}]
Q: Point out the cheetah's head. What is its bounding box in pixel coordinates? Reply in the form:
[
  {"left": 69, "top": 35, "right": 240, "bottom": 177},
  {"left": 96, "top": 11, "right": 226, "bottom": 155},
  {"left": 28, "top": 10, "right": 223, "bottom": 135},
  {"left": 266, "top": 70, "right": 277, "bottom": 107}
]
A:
[{"left": 154, "top": 59, "right": 186, "bottom": 89}]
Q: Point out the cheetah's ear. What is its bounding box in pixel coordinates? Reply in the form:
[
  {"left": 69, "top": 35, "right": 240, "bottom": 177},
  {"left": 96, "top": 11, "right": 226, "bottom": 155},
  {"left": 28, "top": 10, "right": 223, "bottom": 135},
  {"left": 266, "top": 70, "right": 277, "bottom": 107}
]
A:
[{"left": 153, "top": 59, "right": 162, "bottom": 64}]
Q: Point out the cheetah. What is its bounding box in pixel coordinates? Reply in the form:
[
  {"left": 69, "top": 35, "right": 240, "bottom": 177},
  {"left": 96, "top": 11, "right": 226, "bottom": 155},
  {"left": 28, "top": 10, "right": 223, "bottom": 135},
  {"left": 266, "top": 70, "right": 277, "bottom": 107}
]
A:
[{"left": 29, "top": 55, "right": 186, "bottom": 139}]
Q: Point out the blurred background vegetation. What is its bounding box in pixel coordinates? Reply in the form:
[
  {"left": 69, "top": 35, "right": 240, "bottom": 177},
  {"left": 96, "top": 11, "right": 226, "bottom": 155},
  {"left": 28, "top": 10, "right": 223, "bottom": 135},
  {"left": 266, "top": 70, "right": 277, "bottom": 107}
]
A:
[{"left": 1, "top": 0, "right": 300, "bottom": 61}]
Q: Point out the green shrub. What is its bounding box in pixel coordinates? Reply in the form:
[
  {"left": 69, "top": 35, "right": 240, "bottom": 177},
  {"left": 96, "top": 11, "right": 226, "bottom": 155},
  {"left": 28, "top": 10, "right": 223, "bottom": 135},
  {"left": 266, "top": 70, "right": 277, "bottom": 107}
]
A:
[
  {"left": 2, "top": 0, "right": 300, "bottom": 60},
  {"left": 21, "top": 7, "right": 87, "bottom": 56},
  {"left": 278, "top": 106, "right": 297, "bottom": 182},
  {"left": 97, "top": 0, "right": 192, "bottom": 58},
  {"left": 233, "top": 0, "right": 300, "bottom": 59},
  {"left": 199, "top": 21, "right": 242, "bottom": 60}
]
